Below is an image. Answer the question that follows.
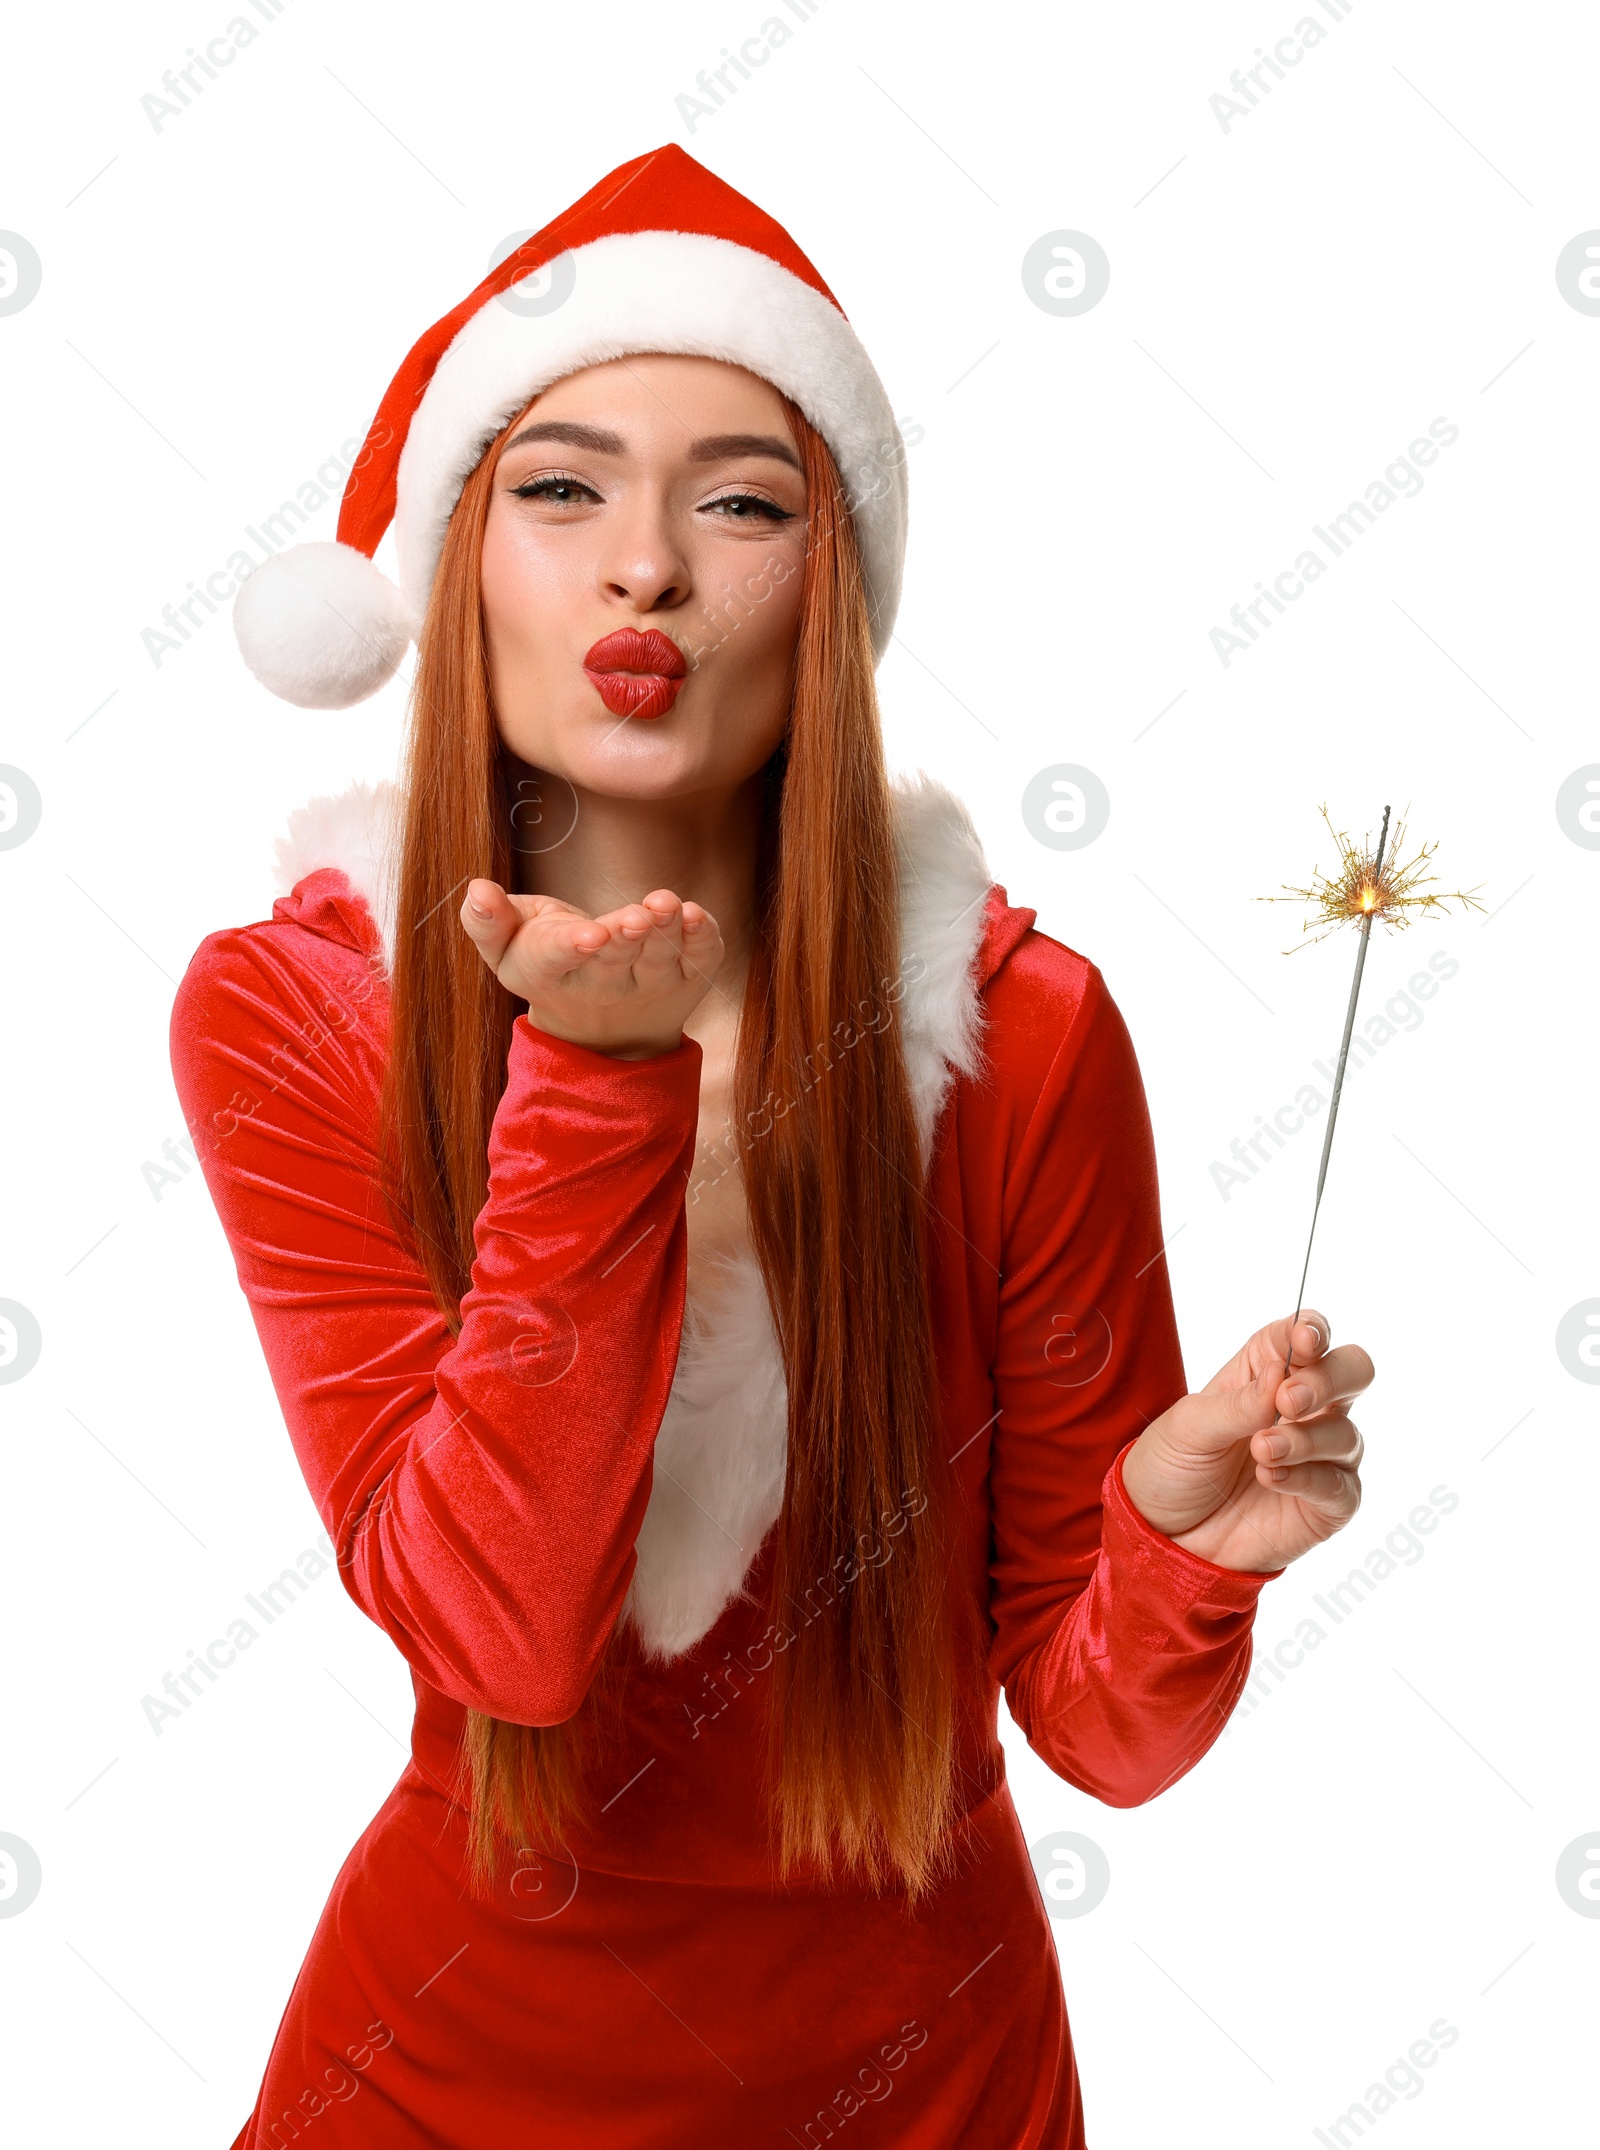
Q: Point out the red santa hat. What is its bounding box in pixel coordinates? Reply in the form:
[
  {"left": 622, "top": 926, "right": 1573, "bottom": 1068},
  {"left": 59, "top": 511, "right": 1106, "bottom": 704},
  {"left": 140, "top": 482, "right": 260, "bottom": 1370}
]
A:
[{"left": 233, "top": 145, "right": 908, "bottom": 710}]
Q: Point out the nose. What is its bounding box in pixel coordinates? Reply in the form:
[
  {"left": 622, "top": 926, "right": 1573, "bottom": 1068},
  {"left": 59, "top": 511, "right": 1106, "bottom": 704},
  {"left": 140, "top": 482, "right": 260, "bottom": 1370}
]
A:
[{"left": 597, "top": 490, "right": 691, "bottom": 614}]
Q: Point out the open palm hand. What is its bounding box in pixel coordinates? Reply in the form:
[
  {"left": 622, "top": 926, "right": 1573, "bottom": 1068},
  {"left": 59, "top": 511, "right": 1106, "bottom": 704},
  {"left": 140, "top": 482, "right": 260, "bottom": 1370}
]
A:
[{"left": 460, "top": 880, "right": 724, "bottom": 1061}]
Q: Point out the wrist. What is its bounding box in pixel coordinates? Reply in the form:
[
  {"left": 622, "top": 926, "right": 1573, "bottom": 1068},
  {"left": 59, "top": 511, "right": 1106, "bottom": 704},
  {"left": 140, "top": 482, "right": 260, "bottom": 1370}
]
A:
[
  {"left": 1168, "top": 1518, "right": 1283, "bottom": 1574},
  {"left": 520, "top": 1011, "right": 685, "bottom": 1062},
  {"left": 1106, "top": 1445, "right": 1282, "bottom": 1595},
  {"left": 1119, "top": 1425, "right": 1205, "bottom": 1539},
  {"left": 1120, "top": 1426, "right": 1282, "bottom": 1574}
]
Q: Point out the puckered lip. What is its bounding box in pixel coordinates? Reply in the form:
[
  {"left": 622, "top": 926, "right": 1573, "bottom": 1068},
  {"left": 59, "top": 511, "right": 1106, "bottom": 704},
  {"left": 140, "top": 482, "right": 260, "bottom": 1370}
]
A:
[{"left": 582, "top": 628, "right": 688, "bottom": 679}]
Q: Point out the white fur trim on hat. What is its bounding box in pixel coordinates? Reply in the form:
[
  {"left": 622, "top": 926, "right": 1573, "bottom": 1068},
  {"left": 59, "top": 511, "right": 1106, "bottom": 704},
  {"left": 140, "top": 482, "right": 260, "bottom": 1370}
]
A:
[
  {"left": 395, "top": 229, "right": 909, "bottom": 659},
  {"left": 233, "top": 541, "right": 411, "bottom": 710}
]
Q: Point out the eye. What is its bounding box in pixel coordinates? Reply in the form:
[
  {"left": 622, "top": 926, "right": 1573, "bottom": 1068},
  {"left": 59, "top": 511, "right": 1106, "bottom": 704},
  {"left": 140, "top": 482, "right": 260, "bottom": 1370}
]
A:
[
  {"left": 508, "top": 472, "right": 602, "bottom": 505},
  {"left": 700, "top": 492, "right": 794, "bottom": 522}
]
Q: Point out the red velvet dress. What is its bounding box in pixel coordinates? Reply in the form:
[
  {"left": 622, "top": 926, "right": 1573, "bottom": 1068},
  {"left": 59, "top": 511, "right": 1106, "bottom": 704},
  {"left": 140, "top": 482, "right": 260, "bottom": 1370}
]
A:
[{"left": 168, "top": 862, "right": 1271, "bottom": 2150}]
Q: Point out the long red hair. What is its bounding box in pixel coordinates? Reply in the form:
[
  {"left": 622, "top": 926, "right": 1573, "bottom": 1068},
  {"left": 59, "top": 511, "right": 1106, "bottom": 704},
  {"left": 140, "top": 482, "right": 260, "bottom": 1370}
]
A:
[{"left": 378, "top": 391, "right": 978, "bottom": 1903}]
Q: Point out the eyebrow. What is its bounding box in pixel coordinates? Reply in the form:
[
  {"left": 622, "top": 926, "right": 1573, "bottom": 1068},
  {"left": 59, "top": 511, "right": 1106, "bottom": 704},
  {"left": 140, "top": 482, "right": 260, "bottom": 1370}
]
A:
[
  {"left": 686, "top": 432, "right": 802, "bottom": 473},
  {"left": 499, "top": 419, "right": 802, "bottom": 473},
  {"left": 501, "top": 420, "right": 624, "bottom": 454}
]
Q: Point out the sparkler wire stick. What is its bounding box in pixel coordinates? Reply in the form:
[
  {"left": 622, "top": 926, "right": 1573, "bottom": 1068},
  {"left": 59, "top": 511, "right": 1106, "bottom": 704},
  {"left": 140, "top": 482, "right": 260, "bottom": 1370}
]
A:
[{"left": 1283, "top": 804, "right": 1390, "bottom": 1379}]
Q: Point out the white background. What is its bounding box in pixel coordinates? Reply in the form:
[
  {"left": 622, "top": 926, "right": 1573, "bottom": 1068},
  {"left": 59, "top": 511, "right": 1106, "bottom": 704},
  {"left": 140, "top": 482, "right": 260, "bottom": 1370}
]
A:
[{"left": 2, "top": 1, "right": 1594, "bottom": 2143}]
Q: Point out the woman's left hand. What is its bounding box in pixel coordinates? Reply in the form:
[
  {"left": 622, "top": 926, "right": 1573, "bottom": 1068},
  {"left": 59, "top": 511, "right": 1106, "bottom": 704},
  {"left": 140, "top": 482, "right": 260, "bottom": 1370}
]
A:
[{"left": 1120, "top": 1309, "right": 1373, "bottom": 1573}]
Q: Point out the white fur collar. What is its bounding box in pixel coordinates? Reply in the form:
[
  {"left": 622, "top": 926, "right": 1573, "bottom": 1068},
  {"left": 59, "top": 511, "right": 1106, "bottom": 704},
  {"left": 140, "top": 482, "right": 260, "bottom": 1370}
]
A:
[{"left": 271, "top": 772, "right": 994, "bottom": 1660}]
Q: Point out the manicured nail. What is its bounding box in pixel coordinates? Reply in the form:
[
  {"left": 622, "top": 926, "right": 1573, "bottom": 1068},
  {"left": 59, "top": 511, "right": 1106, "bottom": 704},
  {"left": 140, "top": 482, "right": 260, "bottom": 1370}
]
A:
[
  {"left": 1264, "top": 1432, "right": 1291, "bottom": 1461},
  {"left": 1284, "top": 1383, "right": 1313, "bottom": 1416}
]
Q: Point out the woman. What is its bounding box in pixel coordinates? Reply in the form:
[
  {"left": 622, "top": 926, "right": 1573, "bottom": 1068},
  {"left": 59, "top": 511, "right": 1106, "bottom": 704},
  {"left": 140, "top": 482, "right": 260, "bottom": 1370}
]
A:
[{"left": 171, "top": 145, "right": 1373, "bottom": 2148}]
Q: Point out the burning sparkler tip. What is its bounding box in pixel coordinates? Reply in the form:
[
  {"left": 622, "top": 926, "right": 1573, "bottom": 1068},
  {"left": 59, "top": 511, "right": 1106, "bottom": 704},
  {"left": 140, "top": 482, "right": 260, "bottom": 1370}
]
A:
[{"left": 1261, "top": 803, "right": 1481, "bottom": 946}]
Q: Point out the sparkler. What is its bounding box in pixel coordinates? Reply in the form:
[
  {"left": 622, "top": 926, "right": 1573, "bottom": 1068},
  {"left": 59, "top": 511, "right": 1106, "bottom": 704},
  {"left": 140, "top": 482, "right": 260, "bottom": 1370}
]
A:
[{"left": 1261, "top": 806, "right": 1484, "bottom": 1372}]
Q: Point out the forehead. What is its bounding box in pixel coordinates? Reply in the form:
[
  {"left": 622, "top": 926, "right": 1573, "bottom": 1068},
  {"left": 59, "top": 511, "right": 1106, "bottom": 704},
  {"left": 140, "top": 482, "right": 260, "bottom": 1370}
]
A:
[{"left": 506, "top": 353, "right": 794, "bottom": 437}]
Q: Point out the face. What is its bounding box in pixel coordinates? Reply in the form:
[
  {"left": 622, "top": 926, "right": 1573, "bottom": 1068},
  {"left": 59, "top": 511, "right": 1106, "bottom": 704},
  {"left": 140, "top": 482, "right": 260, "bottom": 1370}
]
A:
[{"left": 478, "top": 354, "right": 810, "bottom": 802}]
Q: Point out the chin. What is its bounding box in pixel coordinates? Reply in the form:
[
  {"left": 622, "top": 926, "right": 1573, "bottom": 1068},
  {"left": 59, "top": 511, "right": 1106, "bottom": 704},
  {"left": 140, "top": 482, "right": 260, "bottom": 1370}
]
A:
[
  {"left": 539, "top": 733, "right": 749, "bottom": 804},
  {"left": 506, "top": 696, "right": 778, "bottom": 802}
]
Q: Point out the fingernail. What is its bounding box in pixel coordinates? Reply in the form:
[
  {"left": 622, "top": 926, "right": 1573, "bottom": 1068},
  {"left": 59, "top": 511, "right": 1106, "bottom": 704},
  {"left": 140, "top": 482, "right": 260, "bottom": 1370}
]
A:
[
  {"left": 468, "top": 899, "right": 491, "bottom": 919},
  {"left": 1269, "top": 1465, "right": 1290, "bottom": 1484},
  {"left": 1285, "top": 1383, "right": 1312, "bottom": 1416},
  {"left": 1264, "top": 1432, "right": 1290, "bottom": 1461}
]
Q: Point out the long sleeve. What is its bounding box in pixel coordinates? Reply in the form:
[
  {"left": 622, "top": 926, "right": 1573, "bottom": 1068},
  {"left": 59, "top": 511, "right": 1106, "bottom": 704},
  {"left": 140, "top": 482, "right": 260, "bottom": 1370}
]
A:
[
  {"left": 986, "top": 956, "right": 1275, "bottom": 1805},
  {"left": 169, "top": 908, "right": 700, "bottom": 1727}
]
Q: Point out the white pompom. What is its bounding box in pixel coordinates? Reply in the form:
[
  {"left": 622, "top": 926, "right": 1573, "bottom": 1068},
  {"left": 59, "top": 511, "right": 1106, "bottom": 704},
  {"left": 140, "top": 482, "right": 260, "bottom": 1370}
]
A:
[{"left": 232, "top": 541, "right": 411, "bottom": 710}]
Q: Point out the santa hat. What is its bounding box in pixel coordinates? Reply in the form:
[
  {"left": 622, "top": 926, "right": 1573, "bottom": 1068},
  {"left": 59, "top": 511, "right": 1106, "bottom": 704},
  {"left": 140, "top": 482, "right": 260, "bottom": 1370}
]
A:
[{"left": 233, "top": 145, "right": 908, "bottom": 710}]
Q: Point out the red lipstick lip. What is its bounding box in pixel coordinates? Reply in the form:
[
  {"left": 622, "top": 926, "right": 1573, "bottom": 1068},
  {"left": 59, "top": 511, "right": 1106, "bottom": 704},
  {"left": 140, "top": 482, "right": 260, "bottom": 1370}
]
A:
[
  {"left": 584, "top": 628, "right": 687, "bottom": 679},
  {"left": 582, "top": 628, "right": 687, "bottom": 720}
]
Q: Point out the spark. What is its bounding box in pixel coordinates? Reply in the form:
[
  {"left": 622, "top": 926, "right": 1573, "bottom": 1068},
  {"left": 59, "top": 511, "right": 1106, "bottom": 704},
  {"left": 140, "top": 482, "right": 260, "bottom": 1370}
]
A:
[{"left": 1260, "top": 804, "right": 1485, "bottom": 951}]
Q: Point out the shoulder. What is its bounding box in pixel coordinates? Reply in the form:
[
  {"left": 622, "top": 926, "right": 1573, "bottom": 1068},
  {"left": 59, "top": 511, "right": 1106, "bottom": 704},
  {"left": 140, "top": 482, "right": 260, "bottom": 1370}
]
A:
[
  {"left": 983, "top": 910, "right": 1097, "bottom": 1025},
  {"left": 967, "top": 902, "right": 1147, "bottom": 1157},
  {"left": 981, "top": 899, "right": 1111, "bottom": 1071},
  {"left": 169, "top": 873, "right": 390, "bottom": 1110},
  {"left": 947, "top": 908, "right": 1162, "bottom": 1240}
]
